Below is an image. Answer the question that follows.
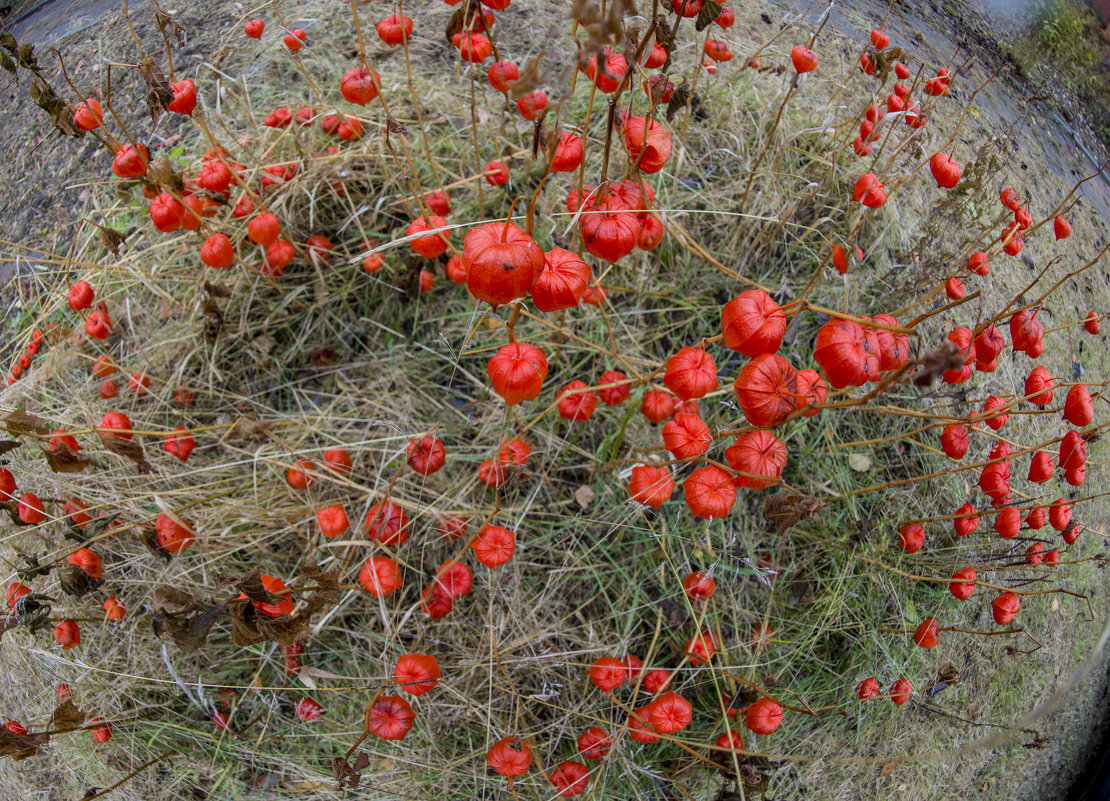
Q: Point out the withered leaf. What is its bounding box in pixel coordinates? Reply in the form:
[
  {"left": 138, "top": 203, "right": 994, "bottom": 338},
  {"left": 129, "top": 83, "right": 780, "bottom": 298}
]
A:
[
  {"left": 203, "top": 280, "right": 232, "bottom": 298},
  {"left": 42, "top": 443, "right": 93, "bottom": 474},
  {"left": 0, "top": 440, "right": 20, "bottom": 457},
  {"left": 51, "top": 699, "right": 85, "bottom": 732},
  {"left": 694, "top": 0, "right": 723, "bottom": 31},
  {"left": 96, "top": 222, "right": 128, "bottom": 256},
  {"left": 153, "top": 586, "right": 204, "bottom": 615},
  {"left": 4, "top": 409, "right": 48, "bottom": 437},
  {"left": 227, "top": 598, "right": 266, "bottom": 647},
  {"left": 99, "top": 432, "right": 152, "bottom": 473},
  {"left": 649, "top": 76, "right": 674, "bottom": 105},
  {"left": 0, "top": 726, "right": 48, "bottom": 761},
  {"left": 386, "top": 116, "right": 407, "bottom": 134},
  {"left": 0, "top": 50, "right": 15, "bottom": 76},
  {"left": 762, "top": 493, "right": 826, "bottom": 535},
  {"left": 57, "top": 564, "right": 102, "bottom": 598},
  {"left": 913, "top": 341, "right": 963, "bottom": 387},
  {"left": 16, "top": 552, "right": 52, "bottom": 579},
  {"left": 665, "top": 81, "right": 691, "bottom": 121},
  {"left": 137, "top": 57, "right": 175, "bottom": 124},
  {"left": 152, "top": 601, "right": 227, "bottom": 652},
  {"left": 155, "top": 9, "right": 187, "bottom": 48},
  {"left": 222, "top": 567, "right": 284, "bottom": 606},
  {"left": 0, "top": 33, "right": 16, "bottom": 53},
  {"left": 444, "top": 0, "right": 485, "bottom": 42},
  {"left": 256, "top": 612, "right": 312, "bottom": 647},
  {"left": 509, "top": 52, "right": 548, "bottom": 99},
  {"left": 333, "top": 751, "right": 370, "bottom": 791},
  {"left": 147, "top": 155, "right": 182, "bottom": 189},
  {"left": 139, "top": 525, "right": 173, "bottom": 561},
  {"left": 17, "top": 42, "right": 37, "bottom": 70},
  {"left": 299, "top": 562, "right": 340, "bottom": 608},
  {"left": 226, "top": 417, "right": 272, "bottom": 442}
]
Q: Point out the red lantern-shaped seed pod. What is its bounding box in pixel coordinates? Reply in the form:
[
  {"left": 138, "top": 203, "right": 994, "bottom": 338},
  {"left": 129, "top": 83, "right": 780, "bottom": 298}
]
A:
[
  {"left": 859, "top": 323, "right": 882, "bottom": 382},
  {"left": 890, "top": 678, "right": 913, "bottom": 706},
  {"left": 365, "top": 502, "right": 409, "bottom": 546},
  {"left": 745, "top": 697, "right": 783, "bottom": 734},
  {"left": 579, "top": 191, "right": 641, "bottom": 263},
  {"left": 725, "top": 430, "right": 787, "bottom": 490},
  {"left": 623, "top": 116, "right": 672, "bottom": 174},
  {"left": 994, "top": 506, "right": 1021, "bottom": 538},
  {"left": 394, "top": 653, "right": 441, "bottom": 696},
  {"left": 294, "top": 697, "right": 326, "bottom": 723},
  {"left": 405, "top": 216, "right": 450, "bottom": 259},
  {"left": 156, "top": 513, "right": 195, "bottom": 554},
  {"left": 682, "top": 570, "right": 715, "bottom": 601},
  {"left": 1084, "top": 311, "right": 1101, "bottom": 334},
  {"left": 852, "top": 172, "right": 886, "bottom": 207},
  {"left": 149, "top": 193, "right": 184, "bottom": 233},
  {"left": 790, "top": 44, "right": 818, "bottom": 73},
  {"left": 429, "top": 560, "right": 473, "bottom": 599},
  {"left": 663, "top": 346, "right": 718, "bottom": 400},
  {"left": 1026, "top": 542, "right": 1044, "bottom": 565},
  {"left": 359, "top": 556, "right": 401, "bottom": 596},
  {"left": 913, "top": 617, "right": 940, "bottom": 648},
  {"left": 594, "top": 370, "right": 629, "bottom": 406},
  {"left": 1048, "top": 498, "right": 1072, "bottom": 531},
  {"left": 978, "top": 461, "right": 1011, "bottom": 504},
  {"left": 645, "top": 691, "right": 692, "bottom": 733},
  {"left": 452, "top": 30, "right": 494, "bottom": 61},
  {"left": 585, "top": 49, "right": 628, "bottom": 93},
  {"left": 376, "top": 14, "right": 413, "bottom": 45},
  {"left": 991, "top": 592, "right": 1021, "bottom": 625},
  {"left": 856, "top": 677, "right": 879, "bottom": 701},
  {"left": 406, "top": 436, "right": 447, "bottom": 475},
  {"left": 684, "top": 630, "right": 717, "bottom": 664},
  {"left": 898, "top": 523, "right": 924, "bottom": 553},
  {"left": 576, "top": 726, "right": 611, "bottom": 759},
  {"left": 627, "top": 708, "right": 660, "bottom": 743},
  {"left": 684, "top": 465, "right": 736, "bottom": 519},
  {"left": 981, "top": 395, "right": 1009, "bottom": 430},
  {"left": 1024, "top": 366, "right": 1054, "bottom": 406},
  {"left": 472, "top": 524, "right": 516, "bottom": 568},
  {"left": 549, "top": 760, "right": 589, "bottom": 797},
  {"left": 628, "top": 464, "right": 674, "bottom": 508},
  {"left": 1025, "top": 448, "right": 1052, "bottom": 481},
  {"left": 366, "top": 695, "right": 415, "bottom": 741},
  {"left": 54, "top": 620, "right": 80, "bottom": 649},
  {"left": 588, "top": 656, "right": 626, "bottom": 691},
  {"left": 662, "top": 413, "right": 712, "bottom": 460},
  {"left": 954, "top": 503, "right": 978, "bottom": 537},
  {"left": 641, "top": 389, "right": 678, "bottom": 423},
  {"left": 550, "top": 132, "right": 584, "bottom": 172},
  {"left": 487, "top": 343, "right": 548, "bottom": 405},
  {"left": 940, "top": 424, "right": 968, "bottom": 460},
  {"left": 1063, "top": 384, "right": 1094, "bottom": 427},
  {"left": 734, "top": 353, "right": 799, "bottom": 427},
  {"left": 6, "top": 582, "right": 30, "bottom": 606},
  {"left": 516, "top": 91, "right": 548, "bottom": 120},
  {"left": 814, "top": 319, "right": 868, "bottom": 388},
  {"left": 1059, "top": 431, "right": 1088, "bottom": 472},
  {"left": 557, "top": 381, "right": 599, "bottom": 422},
  {"left": 488, "top": 736, "right": 535, "bottom": 772},
  {"left": 112, "top": 143, "right": 149, "bottom": 178},
  {"left": 340, "top": 67, "right": 382, "bottom": 104},
  {"left": 15, "top": 492, "right": 45, "bottom": 524},
  {"left": 946, "top": 277, "right": 966, "bottom": 299},
  {"left": 795, "top": 368, "right": 827, "bottom": 416},
  {"left": 487, "top": 60, "right": 520, "bottom": 92},
  {"left": 973, "top": 325, "right": 1005, "bottom": 368},
  {"left": 929, "top": 152, "right": 962, "bottom": 188},
  {"left": 704, "top": 38, "right": 733, "bottom": 61},
  {"left": 949, "top": 567, "right": 976, "bottom": 600},
  {"left": 1026, "top": 506, "right": 1047, "bottom": 530},
  {"left": 720, "top": 290, "right": 786, "bottom": 356},
  {"left": 532, "top": 248, "right": 591, "bottom": 312},
  {"left": 464, "top": 221, "right": 544, "bottom": 306},
  {"left": 68, "top": 548, "right": 103, "bottom": 579},
  {"left": 870, "top": 314, "right": 909, "bottom": 371},
  {"left": 316, "top": 505, "right": 350, "bottom": 538}
]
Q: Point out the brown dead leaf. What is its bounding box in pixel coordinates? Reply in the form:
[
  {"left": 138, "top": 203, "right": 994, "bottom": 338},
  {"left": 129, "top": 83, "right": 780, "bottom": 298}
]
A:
[
  {"left": 56, "top": 564, "right": 102, "bottom": 598},
  {"left": 99, "top": 432, "right": 152, "bottom": 473},
  {"left": 762, "top": 494, "right": 826, "bottom": 535},
  {"left": 137, "top": 57, "right": 175, "bottom": 123},
  {"left": 574, "top": 485, "right": 595, "bottom": 511},
  {"left": 299, "top": 562, "right": 340, "bottom": 608},
  {"left": 153, "top": 586, "right": 204, "bottom": 615},
  {"left": 155, "top": 8, "right": 187, "bottom": 48},
  {"left": 509, "top": 51, "right": 547, "bottom": 99},
  {"left": 0, "top": 726, "right": 48, "bottom": 760},
  {"left": 880, "top": 762, "right": 895, "bottom": 777},
  {"left": 4, "top": 409, "right": 48, "bottom": 437},
  {"left": 0, "top": 440, "right": 21, "bottom": 457},
  {"left": 152, "top": 601, "right": 227, "bottom": 653},
  {"left": 913, "top": 341, "right": 963, "bottom": 387},
  {"left": 332, "top": 751, "right": 370, "bottom": 791},
  {"left": 51, "top": 699, "right": 85, "bottom": 732},
  {"left": 42, "top": 443, "right": 93, "bottom": 473},
  {"left": 226, "top": 417, "right": 272, "bottom": 442}
]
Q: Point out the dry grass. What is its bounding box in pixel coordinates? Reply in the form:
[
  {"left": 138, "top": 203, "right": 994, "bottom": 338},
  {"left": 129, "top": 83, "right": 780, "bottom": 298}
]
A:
[{"left": 0, "top": 1, "right": 1108, "bottom": 800}]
